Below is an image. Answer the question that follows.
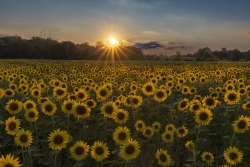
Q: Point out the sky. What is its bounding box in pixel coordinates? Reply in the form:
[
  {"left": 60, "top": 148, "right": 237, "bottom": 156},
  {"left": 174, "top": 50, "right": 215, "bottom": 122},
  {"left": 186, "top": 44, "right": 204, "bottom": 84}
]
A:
[{"left": 1, "top": 0, "right": 250, "bottom": 55}]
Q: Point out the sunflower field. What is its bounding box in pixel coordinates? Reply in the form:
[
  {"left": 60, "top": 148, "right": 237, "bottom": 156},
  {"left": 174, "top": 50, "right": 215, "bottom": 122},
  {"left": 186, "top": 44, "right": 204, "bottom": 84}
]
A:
[{"left": 0, "top": 60, "right": 250, "bottom": 167}]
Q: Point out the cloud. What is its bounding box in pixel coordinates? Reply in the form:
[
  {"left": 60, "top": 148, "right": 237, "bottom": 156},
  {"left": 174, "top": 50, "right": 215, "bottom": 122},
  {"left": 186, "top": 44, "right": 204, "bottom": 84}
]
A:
[
  {"left": 141, "top": 31, "right": 159, "bottom": 35},
  {"left": 0, "top": 34, "right": 9, "bottom": 37},
  {"left": 134, "top": 41, "right": 185, "bottom": 50}
]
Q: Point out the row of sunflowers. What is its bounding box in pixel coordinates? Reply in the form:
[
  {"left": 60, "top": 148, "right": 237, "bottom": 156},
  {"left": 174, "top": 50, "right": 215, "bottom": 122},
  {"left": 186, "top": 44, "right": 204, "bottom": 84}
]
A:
[{"left": 0, "top": 60, "right": 250, "bottom": 167}]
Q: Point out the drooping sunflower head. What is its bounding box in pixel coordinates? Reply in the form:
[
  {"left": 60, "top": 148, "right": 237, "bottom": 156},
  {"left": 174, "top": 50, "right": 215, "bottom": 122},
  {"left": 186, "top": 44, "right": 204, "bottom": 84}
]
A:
[
  {"left": 69, "top": 141, "right": 90, "bottom": 161},
  {"left": 155, "top": 148, "right": 172, "bottom": 167},
  {"left": 185, "top": 140, "right": 195, "bottom": 152},
  {"left": 242, "top": 101, "right": 250, "bottom": 110}
]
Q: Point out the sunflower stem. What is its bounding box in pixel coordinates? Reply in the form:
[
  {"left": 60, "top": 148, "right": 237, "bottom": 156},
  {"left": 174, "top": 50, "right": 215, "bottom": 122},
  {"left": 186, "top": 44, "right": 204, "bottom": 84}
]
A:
[
  {"left": 193, "top": 150, "right": 196, "bottom": 167},
  {"left": 54, "top": 151, "right": 58, "bottom": 166},
  {"left": 28, "top": 147, "right": 33, "bottom": 167},
  {"left": 51, "top": 115, "right": 55, "bottom": 130},
  {"left": 67, "top": 115, "right": 70, "bottom": 132},
  {"left": 230, "top": 132, "right": 235, "bottom": 146}
]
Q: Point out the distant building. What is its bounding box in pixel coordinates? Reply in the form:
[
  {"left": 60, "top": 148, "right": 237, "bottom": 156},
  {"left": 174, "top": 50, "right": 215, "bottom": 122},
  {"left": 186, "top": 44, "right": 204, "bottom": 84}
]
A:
[{"left": 221, "top": 47, "right": 228, "bottom": 53}]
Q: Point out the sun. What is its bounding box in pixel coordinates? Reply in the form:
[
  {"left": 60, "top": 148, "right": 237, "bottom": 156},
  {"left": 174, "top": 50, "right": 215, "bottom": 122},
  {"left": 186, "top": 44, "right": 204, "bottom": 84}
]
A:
[{"left": 109, "top": 37, "right": 119, "bottom": 46}]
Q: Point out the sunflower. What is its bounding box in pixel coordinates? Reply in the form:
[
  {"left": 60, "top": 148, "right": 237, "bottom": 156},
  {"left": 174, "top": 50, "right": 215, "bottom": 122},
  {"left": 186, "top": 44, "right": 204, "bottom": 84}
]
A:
[
  {"left": 100, "top": 101, "right": 117, "bottom": 118},
  {"left": 90, "top": 141, "right": 109, "bottom": 162},
  {"left": 201, "top": 151, "right": 214, "bottom": 164},
  {"left": 14, "top": 129, "right": 33, "bottom": 148},
  {"left": 152, "top": 121, "right": 161, "bottom": 133},
  {"left": 30, "top": 88, "right": 41, "bottom": 98},
  {"left": 155, "top": 148, "right": 172, "bottom": 167},
  {"left": 153, "top": 89, "right": 168, "bottom": 102},
  {"left": 232, "top": 115, "right": 250, "bottom": 133},
  {"left": 142, "top": 126, "right": 154, "bottom": 138},
  {"left": 181, "top": 85, "right": 190, "bottom": 95},
  {"left": 189, "top": 100, "right": 201, "bottom": 113},
  {"left": 24, "top": 108, "right": 39, "bottom": 122},
  {"left": 165, "top": 124, "right": 176, "bottom": 132},
  {"left": 85, "top": 99, "right": 97, "bottom": 109},
  {"left": 41, "top": 100, "right": 57, "bottom": 116},
  {"left": 176, "top": 126, "right": 189, "bottom": 138},
  {"left": 6, "top": 99, "right": 23, "bottom": 115},
  {"left": 185, "top": 140, "right": 195, "bottom": 152},
  {"left": 47, "top": 129, "right": 70, "bottom": 150},
  {"left": 142, "top": 82, "right": 155, "bottom": 96},
  {"left": 128, "top": 95, "right": 142, "bottom": 108},
  {"left": 69, "top": 141, "right": 90, "bottom": 161},
  {"left": 242, "top": 101, "right": 250, "bottom": 110},
  {"left": 195, "top": 108, "right": 213, "bottom": 126},
  {"left": 123, "top": 96, "right": 132, "bottom": 107},
  {"left": 72, "top": 102, "right": 91, "bottom": 119},
  {"left": 53, "top": 87, "right": 67, "bottom": 100},
  {"left": 135, "top": 120, "right": 145, "bottom": 132},
  {"left": 75, "top": 89, "right": 88, "bottom": 102},
  {"left": 5, "top": 116, "right": 21, "bottom": 135},
  {"left": 119, "top": 139, "right": 140, "bottom": 161},
  {"left": 223, "top": 146, "right": 243, "bottom": 165},
  {"left": 161, "top": 131, "right": 174, "bottom": 143},
  {"left": 23, "top": 99, "right": 36, "bottom": 111},
  {"left": 202, "top": 96, "right": 218, "bottom": 109},
  {"left": 113, "top": 127, "right": 131, "bottom": 145},
  {"left": 177, "top": 98, "right": 189, "bottom": 112},
  {"left": 61, "top": 99, "right": 75, "bottom": 115},
  {"left": 224, "top": 90, "right": 240, "bottom": 105},
  {"left": 5, "top": 89, "right": 15, "bottom": 97},
  {"left": 0, "top": 154, "right": 22, "bottom": 167},
  {"left": 96, "top": 86, "right": 112, "bottom": 101},
  {"left": 113, "top": 108, "right": 129, "bottom": 124}
]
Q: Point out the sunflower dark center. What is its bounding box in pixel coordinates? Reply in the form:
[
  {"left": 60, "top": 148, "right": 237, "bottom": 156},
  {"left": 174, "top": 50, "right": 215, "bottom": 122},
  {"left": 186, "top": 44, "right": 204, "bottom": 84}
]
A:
[
  {"left": 160, "top": 154, "right": 167, "bottom": 162},
  {"left": 238, "top": 120, "right": 246, "bottom": 129},
  {"left": 145, "top": 85, "right": 153, "bottom": 92},
  {"left": 6, "top": 90, "right": 13, "bottom": 95},
  {"left": 3, "top": 163, "right": 14, "bottom": 167},
  {"left": 9, "top": 122, "right": 16, "bottom": 130},
  {"left": 145, "top": 129, "right": 151, "bottom": 135},
  {"left": 87, "top": 101, "right": 94, "bottom": 106},
  {"left": 125, "top": 145, "right": 135, "bottom": 154},
  {"left": 34, "top": 91, "right": 39, "bottom": 96},
  {"left": 246, "top": 103, "right": 250, "bottom": 108},
  {"left": 154, "top": 125, "right": 159, "bottom": 129},
  {"left": 75, "top": 146, "right": 84, "bottom": 155},
  {"left": 56, "top": 89, "right": 64, "bottom": 96},
  {"left": 118, "top": 132, "right": 127, "bottom": 140},
  {"left": 9, "top": 103, "right": 18, "bottom": 111},
  {"left": 156, "top": 91, "right": 164, "bottom": 98},
  {"left": 205, "top": 154, "right": 211, "bottom": 160},
  {"left": 65, "top": 103, "right": 73, "bottom": 110},
  {"left": 28, "top": 111, "right": 35, "bottom": 118},
  {"left": 20, "top": 134, "right": 28, "bottom": 143},
  {"left": 26, "top": 103, "right": 34, "bottom": 109},
  {"left": 45, "top": 104, "right": 53, "bottom": 112},
  {"left": 54, "top": 82, "right": 60, "bottom": 86},
  {"left": 138, "top": 123, "right": 143, "bottom": 128},
  {"left": 229, "top": 152, "right": 238, "bottom": 160},
  {"left": 183, "top": 88, "right": 188, "bottom": 92},
  {"left": 100, "top": 90, "right": 107, "bottom": 96},
  {"left": 206, "top": 98, "right": 214, "bottom": 106},
  {"left": 53, "top": 135, "right": 63, "bottom": 145},
  {"left": 228, "top": 93, "right": 236, "bottom": 101},
  {"left": 193, "top": 105, "right": 199, "bottom": 110},
  {"left": 168, "top": 127, "right": 173, "bottom": 131},
  {"left": 179, "top": 128, "right": 185, "bottom": 134},
  {"left": 132, "top": 98, "right": 139, "bottom": 104},
  {"left": 95, "top": 146, "right": 104, "bottom": 155},
  {"left": 180, "top": 101, "right": 187, "bottom": 108},
  {"left": 105, "top": 105, "right": 113, "bottom": 114},
  {"left": 77, "top": 92, "right": 84, "bottom": 99},
  {"left": 199, "top": 112, "right": 208, "bottom": 120},
  {"left": 76, "top": 106, "right": 87, "bottom": 115},
  {"left": 117, "top": 112, "right": 125, "bottom": 120},
  {"left": 165, "top": 134, "right": 171, "bottom": 139}
]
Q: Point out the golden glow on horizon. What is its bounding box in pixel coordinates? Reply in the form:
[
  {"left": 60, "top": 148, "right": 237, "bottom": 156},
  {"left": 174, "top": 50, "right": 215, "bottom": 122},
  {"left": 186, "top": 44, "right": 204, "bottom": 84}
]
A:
[{"left": 109, "top": 37, "right": 119, "bottom": 45}]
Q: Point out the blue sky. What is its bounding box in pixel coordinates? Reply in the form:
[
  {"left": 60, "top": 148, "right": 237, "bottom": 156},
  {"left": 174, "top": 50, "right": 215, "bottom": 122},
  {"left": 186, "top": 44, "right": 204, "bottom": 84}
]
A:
[{"left": 1, "top": 0, "right": 250, "bottom": 55}]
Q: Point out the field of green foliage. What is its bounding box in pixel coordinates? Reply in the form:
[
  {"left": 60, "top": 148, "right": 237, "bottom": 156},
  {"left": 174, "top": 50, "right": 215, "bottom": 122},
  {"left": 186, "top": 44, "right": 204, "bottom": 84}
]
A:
[{"left": 0, "top": 60, "right": 250, "bottom": 167}]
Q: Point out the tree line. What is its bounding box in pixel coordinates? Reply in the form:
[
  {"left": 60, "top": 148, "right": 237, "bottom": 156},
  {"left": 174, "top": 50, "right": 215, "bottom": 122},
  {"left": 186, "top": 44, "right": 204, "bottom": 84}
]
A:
[{"left": 0, "top": 35, "right": 249, "bottom": 61}]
